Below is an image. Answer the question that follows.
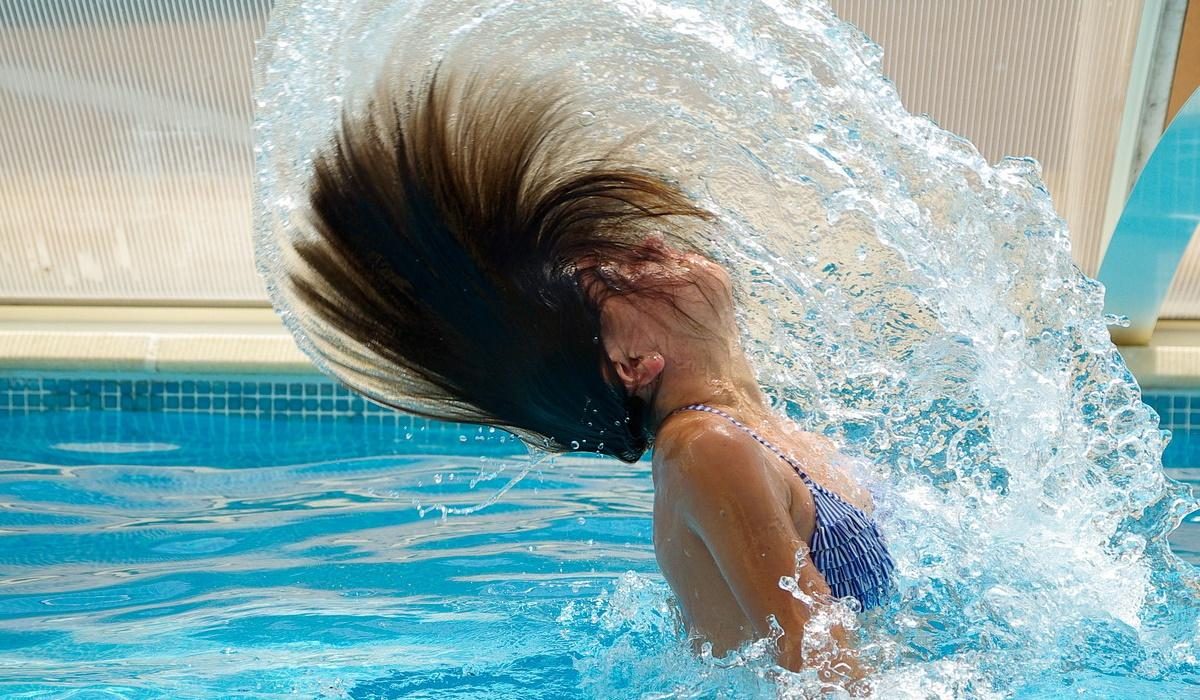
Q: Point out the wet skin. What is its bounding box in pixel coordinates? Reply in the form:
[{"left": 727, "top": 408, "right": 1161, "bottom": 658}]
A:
[{"left": 588, "top": 240, "right": 873, "bottom": 688}]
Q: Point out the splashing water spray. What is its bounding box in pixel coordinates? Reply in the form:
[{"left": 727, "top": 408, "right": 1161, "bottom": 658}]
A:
[{"left": 254, "top": 0, "right": 1199, "bottom": 696}]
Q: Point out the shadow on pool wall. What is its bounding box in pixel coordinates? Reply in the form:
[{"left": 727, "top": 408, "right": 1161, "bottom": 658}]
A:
[{"left": 0, "top": 375, "right": 532, "bottom": 467}]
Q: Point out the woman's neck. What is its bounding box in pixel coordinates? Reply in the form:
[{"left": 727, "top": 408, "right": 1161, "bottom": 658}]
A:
[{"left": 647, "top": 343, "right": 770, "bottom": 434}]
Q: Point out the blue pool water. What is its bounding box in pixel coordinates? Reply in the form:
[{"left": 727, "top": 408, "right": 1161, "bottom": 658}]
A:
[
  {"left": 0, "top": 406, "right": 662, "bottom": 698},
  {"left": 0, "top": 381, "right": 1197, "bottom": 698}
]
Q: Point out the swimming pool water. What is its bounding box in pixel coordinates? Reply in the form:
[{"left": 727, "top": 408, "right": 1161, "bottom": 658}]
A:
[
  {"left": 0, "top": 408, "right": 663, "bottom": 698},
  {"left": 0, "top": 390, "right": 1196, "bottom": 698}
]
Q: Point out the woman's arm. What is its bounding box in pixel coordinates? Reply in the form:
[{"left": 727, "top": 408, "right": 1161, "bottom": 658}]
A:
[{"left": 669, "top": 428, "right": 867, "bottom": 686}]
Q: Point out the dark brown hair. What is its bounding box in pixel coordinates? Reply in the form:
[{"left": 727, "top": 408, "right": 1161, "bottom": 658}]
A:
[{"left": 287, "top": 66, "right": 712, "bottom": 462}]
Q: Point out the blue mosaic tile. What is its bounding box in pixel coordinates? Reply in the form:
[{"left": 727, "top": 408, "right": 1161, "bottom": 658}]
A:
[{"left": 2, "top": 377, "right": 1190, "bottom": 458}]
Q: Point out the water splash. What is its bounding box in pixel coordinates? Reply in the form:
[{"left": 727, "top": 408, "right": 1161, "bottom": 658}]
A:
[{"left": 254, "top": 0, "right": 1200, "bottom": 695}]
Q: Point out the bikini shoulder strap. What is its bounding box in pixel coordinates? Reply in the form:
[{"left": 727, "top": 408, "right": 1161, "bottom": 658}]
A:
[{"left": 668, "top": 403, "right": 813, "bottom": 482}]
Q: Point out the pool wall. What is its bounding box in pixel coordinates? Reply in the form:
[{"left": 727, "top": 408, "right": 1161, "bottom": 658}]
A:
[{"left": 0, "top": 372, "right": 1195, "bottom": 468}]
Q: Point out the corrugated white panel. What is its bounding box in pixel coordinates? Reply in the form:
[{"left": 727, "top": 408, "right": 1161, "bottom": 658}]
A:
[
  {"left": 832, "top": 0, "right": 1145, "bottom": 277},
  {"left": 0, "top": 1, "right": 1148, "bottom": 303},
  {"left": 1160, "top": 219, "right": 1200, "bottom": 320},
  {"left": 0, "top": 0, "right": 272, "bottom": 304}
]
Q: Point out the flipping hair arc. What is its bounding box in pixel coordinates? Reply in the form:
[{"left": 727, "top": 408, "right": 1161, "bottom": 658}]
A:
[{"left": 286, "top": 64, "right": 714, "bottom": 462}]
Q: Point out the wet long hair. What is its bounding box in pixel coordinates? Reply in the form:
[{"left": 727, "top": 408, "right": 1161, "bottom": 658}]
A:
[{"left": 288, "top": 66, "right": 713, "bottom": 462}]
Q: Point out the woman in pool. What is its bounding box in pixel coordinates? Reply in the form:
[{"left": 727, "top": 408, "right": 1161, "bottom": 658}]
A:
[{"left": 285, "top": 69, "right": 894, "bottom": 689}]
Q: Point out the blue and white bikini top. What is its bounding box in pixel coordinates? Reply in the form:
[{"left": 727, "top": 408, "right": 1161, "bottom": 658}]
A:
[{"left": 668, "top": 403, "right": 896, "bottom": 611}]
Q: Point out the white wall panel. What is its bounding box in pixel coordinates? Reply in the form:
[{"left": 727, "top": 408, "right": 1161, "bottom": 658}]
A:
[
  {"left": 1159, "top": 219, "right": 1200, "bottom": 320},
  {"left": 0, "top": 0, "right": 272, "bottom": 304},
  {"left": 832, "top": 0, "right": 1145, "bottom": 278},
  {"left": 0, "top": 1, "right": 1151, "bottom": 304}
]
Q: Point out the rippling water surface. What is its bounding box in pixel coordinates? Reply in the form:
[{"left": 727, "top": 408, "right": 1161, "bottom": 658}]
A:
[
  {"left": 0, "top": 410, "right": 660, "bottom": 698},
  {"left": 0, "top": 408, "right": 1196, "bottom": 698}
]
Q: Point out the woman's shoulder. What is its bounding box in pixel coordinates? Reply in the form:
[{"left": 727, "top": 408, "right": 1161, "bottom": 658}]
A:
[
  {"left": 650, "top": 410, "right": 815, "bottom": 526},
  {"left": 651, "top": 410, "right": 815, "bottom": 485},
  {"left": 652, "top": 409, "right": 751, "bottom": 470},
  {"left": 655, "top": 409, "right": 828, "bottom": 464}
]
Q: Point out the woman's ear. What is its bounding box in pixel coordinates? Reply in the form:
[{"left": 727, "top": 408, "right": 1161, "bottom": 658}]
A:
[{"left": 612, "top": 352, "right": 665, "bottom": 395}]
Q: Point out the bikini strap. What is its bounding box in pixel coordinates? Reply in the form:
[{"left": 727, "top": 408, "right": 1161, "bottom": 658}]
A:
[{"left": 667, "top": 403, "right": 813, "bottom": 482}]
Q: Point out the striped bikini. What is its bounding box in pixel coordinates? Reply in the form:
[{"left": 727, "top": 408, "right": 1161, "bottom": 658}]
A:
[{"left": 668, "top": 403, "right": 896, "bottom": 611}]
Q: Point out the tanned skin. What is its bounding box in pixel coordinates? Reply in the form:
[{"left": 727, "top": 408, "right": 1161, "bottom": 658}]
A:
[{"left": 587, "top": 238, "right": 873, "bottom": 692}]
